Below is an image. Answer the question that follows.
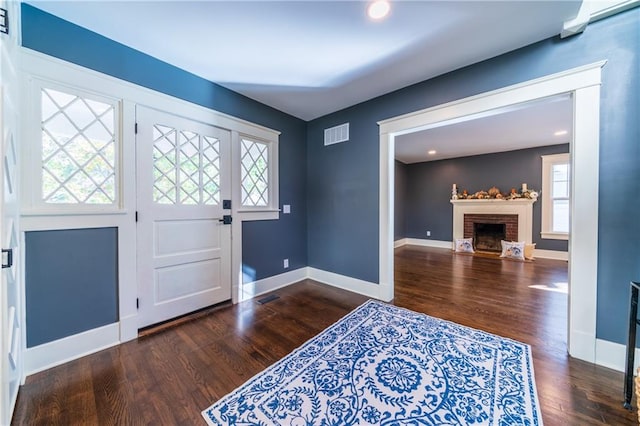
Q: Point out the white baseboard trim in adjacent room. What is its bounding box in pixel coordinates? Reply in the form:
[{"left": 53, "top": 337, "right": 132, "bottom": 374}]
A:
[
  {"left": 595, "top": 338, "right": 640, "bottom": 373},
  {"left": 24, "top": 322, "right": 120, "bottom": 376},
  {"left": 399, "top": 238, "right": 453, "bottom": 249},
  {"left": 534, "top": 249, "right": 569, "bottom": 261},
  {"left": 397, "top": 238, "right": 569, "bottom": 261},
  {"left": 307, "top": 267, "right": 381, "bottom": 299},
  {"left": 240, "top": 267, "right": 308, "bottom": 302},
  {"left": 394, "top": 238, "right": 406, "bottom": 248}
]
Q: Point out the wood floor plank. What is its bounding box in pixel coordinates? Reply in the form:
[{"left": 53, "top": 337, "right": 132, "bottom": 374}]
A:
[{"left": 12, "top": 246, "right": 637, "bottom": 425}]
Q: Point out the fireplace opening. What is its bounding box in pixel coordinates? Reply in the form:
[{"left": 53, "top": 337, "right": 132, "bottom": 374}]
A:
[{"left": 473, "top": 223, "right": 506, "bottom": 252}]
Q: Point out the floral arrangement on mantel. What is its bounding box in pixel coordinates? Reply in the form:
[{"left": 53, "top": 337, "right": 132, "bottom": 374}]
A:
[{"left": 451, "top": 183, "right": 539, "bottom": 201}]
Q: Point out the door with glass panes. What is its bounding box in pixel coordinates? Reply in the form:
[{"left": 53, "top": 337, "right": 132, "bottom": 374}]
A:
[{"left": 136, "top": 106, "right": 231, "bottom": 328}]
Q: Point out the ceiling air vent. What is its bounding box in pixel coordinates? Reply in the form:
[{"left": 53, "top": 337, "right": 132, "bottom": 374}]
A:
[{"left": 324, "top": 122, "right": 349, "bottom": 146}]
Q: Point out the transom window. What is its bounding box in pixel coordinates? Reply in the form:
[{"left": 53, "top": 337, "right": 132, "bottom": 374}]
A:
[
  {"left": 40, "top": 87, "right": 117, "bottom": 205},
  {"left": 541, "top": 153, "right": 570, "bottom": 239}
]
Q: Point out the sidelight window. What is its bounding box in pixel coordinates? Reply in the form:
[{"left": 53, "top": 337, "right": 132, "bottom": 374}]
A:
[
  {"left": 40, "top": 86, "right": 118, "bottom": 206},
  {"left": 240, "top": 137, "right": 270, "bottom": 208}
]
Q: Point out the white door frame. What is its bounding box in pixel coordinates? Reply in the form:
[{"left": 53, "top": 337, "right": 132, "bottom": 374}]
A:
[
  {"left": 378, "top": 61, "right": 606, "bottom": 363},
  {"left": 135, "top": 106, "right": 232, "bottom": 328}
]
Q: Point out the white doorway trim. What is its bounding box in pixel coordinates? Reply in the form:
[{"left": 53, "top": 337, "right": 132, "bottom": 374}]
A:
[{"left": 378, "top": 61, "right": 606, "bottom": 363}]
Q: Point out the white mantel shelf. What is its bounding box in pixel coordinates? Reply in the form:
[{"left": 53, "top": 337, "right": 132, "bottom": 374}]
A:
[
  {"left": 451, "top": 198, "right": 536, "bottom": 246},
  {"left": 450, "top": 198, "right": 537, "bottom": 205}
]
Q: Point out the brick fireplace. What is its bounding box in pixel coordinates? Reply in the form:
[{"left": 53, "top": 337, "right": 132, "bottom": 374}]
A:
[
  {"left": 451, "top": 199, "right": 536, "bottom": 250},
  {"left": 463, "top": 214, "right": 518, "bottom": 252}
]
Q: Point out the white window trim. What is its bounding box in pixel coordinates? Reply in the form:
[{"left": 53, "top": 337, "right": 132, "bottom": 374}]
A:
[
  {"left": 22, "top": 77, "right": 124, "bottom": 215},
  {"left": 232, "top": 131, "right": 280, "bottom": 219},
  {"left": 541, "top": 153, "right": 570, "bottom": 240}
]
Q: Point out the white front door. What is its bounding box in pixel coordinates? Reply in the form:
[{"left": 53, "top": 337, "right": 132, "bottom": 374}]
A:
[
  {"left": 0, "top": 0, "right": 21, "bottom": 422},
  {"left": 136, "top": 106, "right": 232, "bottom": 328}
]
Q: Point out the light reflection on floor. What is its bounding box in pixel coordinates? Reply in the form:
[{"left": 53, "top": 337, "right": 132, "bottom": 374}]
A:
[
  {"left": 529, "top": 281, "right": 568, "bottom": 294},
  {"left": 236, "top": 298, "right": 256, "bottom": 332}
]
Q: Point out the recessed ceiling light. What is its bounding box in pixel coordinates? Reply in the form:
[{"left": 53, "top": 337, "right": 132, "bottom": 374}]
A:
[
  {"left": 554, "top": 130, "right": 568, "bottom": 136},
  {"left": 428, "top": 150, "right": 437, "bottom": 155},
  {"left": 368, "top": 0, "right": 390, "bottom": 20}
]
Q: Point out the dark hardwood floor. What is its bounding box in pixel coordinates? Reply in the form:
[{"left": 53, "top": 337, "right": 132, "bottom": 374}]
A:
[{"left": 12, "top": 246, "right": 636, "bottom": 425}]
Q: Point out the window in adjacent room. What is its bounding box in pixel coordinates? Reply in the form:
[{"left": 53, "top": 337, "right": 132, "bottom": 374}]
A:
[{"left": 541, "top": 153, "right": 570, "bottom": 240}]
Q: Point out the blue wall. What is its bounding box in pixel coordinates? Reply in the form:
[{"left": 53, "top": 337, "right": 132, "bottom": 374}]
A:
[
  {"left": 307, "top": 9, "right": 639, "bottom": 344},
  {"left": 25, "top": 228, "right": 118, "bottom": 347},
  {"left": 21, "top": 3, "right": 308, "bottom": 285},
  {"left": 21, "top": 4, "right": 640, "bottom": 346},
  {"left": 401, "top": 145, "right": 570, "bottom": 251}
]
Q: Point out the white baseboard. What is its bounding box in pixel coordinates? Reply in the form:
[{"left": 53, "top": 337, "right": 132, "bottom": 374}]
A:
[
  {"left": 243, "top": 266, "right": 385, "bottom": 302},
  {"left": 398, "top": 238, "right": 453, "bottom": 249},
  {"left": 25, "top": 323, "right": 120, "bottom": 376},
  {"left": 30, "top": 263, "right": 616, "bottom": 381},
  {"left": 534, "top": 249, "right": 569, "bottom": 261},
  {"left": 595, "top": 338, "right": 640, "bottom": 373},
  {"left": 394, "top": 238, "right": 405, "bottom": 248},
  {"left": 240, "top": 267, "right": 308, "bottom": 302},
  {"left": 307, "top": 267, "right": 380, "bottom": 299}
]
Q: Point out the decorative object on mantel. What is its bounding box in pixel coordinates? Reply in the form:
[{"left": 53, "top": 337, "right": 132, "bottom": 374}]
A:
[{"left": 451, "top": 183, "right": 538, "bottom": 201}]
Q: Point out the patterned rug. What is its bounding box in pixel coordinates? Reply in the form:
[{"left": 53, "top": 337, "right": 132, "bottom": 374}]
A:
[{"left": 202, "top": 300, "right": 543, "bottom": 425}]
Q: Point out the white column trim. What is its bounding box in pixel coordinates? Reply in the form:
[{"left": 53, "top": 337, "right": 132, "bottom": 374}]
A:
[
  {"left": 567, "top": 84, "right": 601, "bottom": 361},
  {"left": 379, "top": 132, "right": 394, "bottom": 302}
]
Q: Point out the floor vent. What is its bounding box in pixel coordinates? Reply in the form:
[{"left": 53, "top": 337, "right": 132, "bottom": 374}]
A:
[
  {"left": 324, "top": 122, "right": 349, "bottom": 146},
  {"left": 257, "top": 294, "right": 280, "bottom": 304}
]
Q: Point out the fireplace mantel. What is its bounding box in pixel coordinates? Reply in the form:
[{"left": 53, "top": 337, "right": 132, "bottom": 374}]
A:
[
  {"left": 451, "top": 199, "right": 536, "bottom": 247},
  {"left": 450, "top": 199, "right": 536, "bottom": 206}
]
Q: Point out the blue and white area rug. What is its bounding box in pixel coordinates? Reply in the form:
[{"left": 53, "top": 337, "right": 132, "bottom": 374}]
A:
[{"left": 202, "top": 300, "right": 543, "bottom": 425}]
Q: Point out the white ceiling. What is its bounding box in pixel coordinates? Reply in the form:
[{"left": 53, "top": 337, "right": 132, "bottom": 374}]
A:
[
  {"left": 395, "top": 94, "right": 573, "bottom": 164},
  {"left": 26, "top": 0, "right": 582, "bottom": 121}
]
